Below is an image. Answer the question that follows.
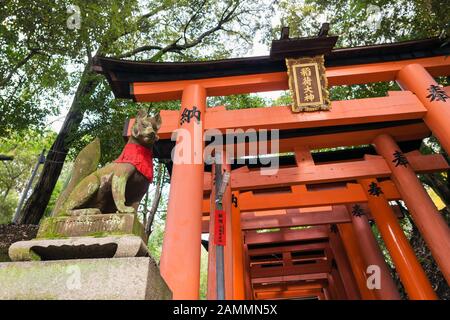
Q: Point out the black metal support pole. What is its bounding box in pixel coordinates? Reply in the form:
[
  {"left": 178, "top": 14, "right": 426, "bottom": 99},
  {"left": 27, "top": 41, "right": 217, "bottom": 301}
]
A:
[
  {"left": 214, "top": 157, "right": 226, "bottom": 300},
  {"left": 215, "top": 200, "right": 225, "bottom": 300}
]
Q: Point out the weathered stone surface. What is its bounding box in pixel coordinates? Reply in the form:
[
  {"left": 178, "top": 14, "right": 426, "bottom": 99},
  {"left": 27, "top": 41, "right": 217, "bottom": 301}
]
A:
[
  {"left": 0, "top": 257, "right": 172, "bottom": 300},
  {"left": 37, "top": 213, "right": 146, "bottom": 241},
  {"left": 9, "top": 235, "right": 149, "bottom": 261},
  {"left": 52, "top": 138, "right": 101, "bottom": 216}
]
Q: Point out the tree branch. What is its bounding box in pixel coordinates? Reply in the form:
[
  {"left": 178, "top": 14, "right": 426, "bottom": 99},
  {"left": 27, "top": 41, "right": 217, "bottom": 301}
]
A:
[
  {"left": 113, "top": 1, "right": 241, "bottom": 60},
  {"left": 115, "top": 45, "right": 164, "bottom": 59},
  {"left": 0, "top": 49, "right": 40, "bottom": 87},
  {"left": 182, "top": 0, "right": 209, "bottom": 43},
  {"left": 99, "top": 3, "right": 172, "bottom": 54}
]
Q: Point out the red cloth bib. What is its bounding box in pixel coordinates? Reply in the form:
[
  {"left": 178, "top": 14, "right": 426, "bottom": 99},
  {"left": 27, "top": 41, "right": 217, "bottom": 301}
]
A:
[{"left": 114, "top": 143, "right": 154, "bottom": 182}]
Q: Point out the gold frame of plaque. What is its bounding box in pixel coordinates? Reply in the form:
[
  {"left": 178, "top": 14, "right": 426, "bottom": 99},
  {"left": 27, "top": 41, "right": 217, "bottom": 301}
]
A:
[{"left": 286, "top": 55, "right": 330, "bottom": 112}]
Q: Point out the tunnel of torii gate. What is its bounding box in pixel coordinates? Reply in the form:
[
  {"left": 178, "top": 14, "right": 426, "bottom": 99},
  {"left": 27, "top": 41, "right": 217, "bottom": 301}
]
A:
[{"left": 93, "top": 33, "right": 450, "bottom": 300}]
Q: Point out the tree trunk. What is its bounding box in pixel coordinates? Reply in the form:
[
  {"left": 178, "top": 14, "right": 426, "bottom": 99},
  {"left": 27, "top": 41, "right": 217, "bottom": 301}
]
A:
[
  {"left": 145, "top": 163, "right": 164, "bottom": 237},
  {"left": 2, "top": 187, "right": 11, "bottom": 201},
  {"left": 142, "top": 188, "right": 150, "bottom": 228},
  {"left": 16, "top": 62, "right": 99, "bottom": 224}
]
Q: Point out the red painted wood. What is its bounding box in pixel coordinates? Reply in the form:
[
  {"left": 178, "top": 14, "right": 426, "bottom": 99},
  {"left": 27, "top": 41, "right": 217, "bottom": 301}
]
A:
[{"left": 245, "top": 226, "right": 329, "bottom": 245}]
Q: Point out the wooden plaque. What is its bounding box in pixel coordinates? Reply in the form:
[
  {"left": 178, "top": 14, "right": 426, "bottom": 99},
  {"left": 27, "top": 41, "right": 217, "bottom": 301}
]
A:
[{"left": 286, "top": 55, "right": 330, "bottom": 112}]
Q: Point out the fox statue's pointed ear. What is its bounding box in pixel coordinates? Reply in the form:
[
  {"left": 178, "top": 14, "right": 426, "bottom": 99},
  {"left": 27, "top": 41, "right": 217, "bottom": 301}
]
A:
[
  {"left": 137, "top": 109, "right": 148, "bottom": 119},
  {"left": 154, "top": 112, "right": 162, "bottom": 130},
  {"left": 131, "top": 123, "right": 139, "bottom": 138}
]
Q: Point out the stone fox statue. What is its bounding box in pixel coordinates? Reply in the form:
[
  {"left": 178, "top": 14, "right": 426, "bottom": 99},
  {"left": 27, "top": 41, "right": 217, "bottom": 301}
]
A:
[{"left": 56, "top": 109, "right": 161, "bottom": 216}]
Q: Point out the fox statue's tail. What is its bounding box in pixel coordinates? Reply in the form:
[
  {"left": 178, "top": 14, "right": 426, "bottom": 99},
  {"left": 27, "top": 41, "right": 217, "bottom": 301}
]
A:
[{"left": 51, "top": 138, "right": 101, "bottom": 216}]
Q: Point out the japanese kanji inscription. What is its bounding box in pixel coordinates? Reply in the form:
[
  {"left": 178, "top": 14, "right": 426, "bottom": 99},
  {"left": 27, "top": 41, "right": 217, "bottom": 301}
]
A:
[{"left": 286, "top": 55, "right": 330, "bottom": 112}]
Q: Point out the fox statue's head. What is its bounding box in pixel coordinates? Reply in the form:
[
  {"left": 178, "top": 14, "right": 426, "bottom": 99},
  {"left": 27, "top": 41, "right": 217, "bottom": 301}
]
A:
[{"left": 131, "top": 109, "right": 162, "bottom": 147}]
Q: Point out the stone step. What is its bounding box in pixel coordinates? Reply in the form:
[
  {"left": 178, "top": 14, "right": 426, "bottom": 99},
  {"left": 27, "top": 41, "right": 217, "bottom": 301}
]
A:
[{"left": 0, "top": 257, "right": 171, "bottom": 300}]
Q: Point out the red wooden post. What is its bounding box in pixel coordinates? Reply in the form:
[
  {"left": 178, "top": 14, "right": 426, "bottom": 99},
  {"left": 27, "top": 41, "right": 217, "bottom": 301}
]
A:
[
  {"left": 160, "top": 84, "right": 206, "bottom": 299},
  {"left": 373, "top": 134, "right": 450, "bottom": 285},
  {"left": 337, "top": 223, "right": 378, "bottom": 300},
  {"left": 347, "top": 204, "right": 401, "bottom": 299},
  {"left": 242, "top": 241, "right": 253, "bottom": 299},
  {"left": 328, "top": 229, "right": 361, "bottom": 300},
  {"left": 231, "top": 191, "right": 246, "bottom": 299},
  {"left": 359, "top": 178, "right": 437, "bottom": 300},
  {"left": 396, "top": 63, "right": 450, "bottom": 153}
]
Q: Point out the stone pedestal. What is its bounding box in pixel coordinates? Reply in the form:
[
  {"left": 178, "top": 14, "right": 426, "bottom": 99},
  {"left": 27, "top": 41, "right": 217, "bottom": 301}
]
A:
[
  {"left": 37, "top": 213, "right": 146, "bottom": 241},
  {"left": 2, "top": 213, "right": 171, "bottom": 300},
  {"left": 9, "top": 213, "right": 149, "bottom": 262},
  {"left": 9, "top": 235, "right": 149, "bottom": 261},
  {"left": 0, "top": 257, "right": 172, "bottom": 300}
]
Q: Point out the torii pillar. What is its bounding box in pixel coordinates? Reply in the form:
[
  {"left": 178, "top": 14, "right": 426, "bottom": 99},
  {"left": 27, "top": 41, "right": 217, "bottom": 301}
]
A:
[
  {"left": 231, "top": 191, "right": 246, "bottom": 299},
  {"left": 373, "top": 134, "right": 450, "bottom": 285},
  {"left": 396, "top": 63, "right": 450, "bottom": 153},
  {"left": 359, "top": 178, "right": 437, "bottom": 300},
  {"left": 346, "top": 204, "right": 401, "bottom": 300},
  {"left": 160, "top": 84, "right": 206, "bottom": 299},
  {"left": 337, "top": 223, "right": 378, "bottom": 300}
]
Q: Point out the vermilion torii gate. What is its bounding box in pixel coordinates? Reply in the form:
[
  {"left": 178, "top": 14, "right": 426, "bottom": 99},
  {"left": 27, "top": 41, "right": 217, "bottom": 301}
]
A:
[{"left": 93, "top": 34, "right": 450, "bottom": 300}]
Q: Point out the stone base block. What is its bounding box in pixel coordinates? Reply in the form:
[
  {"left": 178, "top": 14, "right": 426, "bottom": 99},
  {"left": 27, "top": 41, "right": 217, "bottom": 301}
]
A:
[
  {"left": 9, "top": 235, "right": 149, "bottom": 261},
  {"left": 0, "top": 257, "right": 172, "bottom": 300},
  {"left": 37, "top": 213, "right": 146, "bottom": 241}
]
